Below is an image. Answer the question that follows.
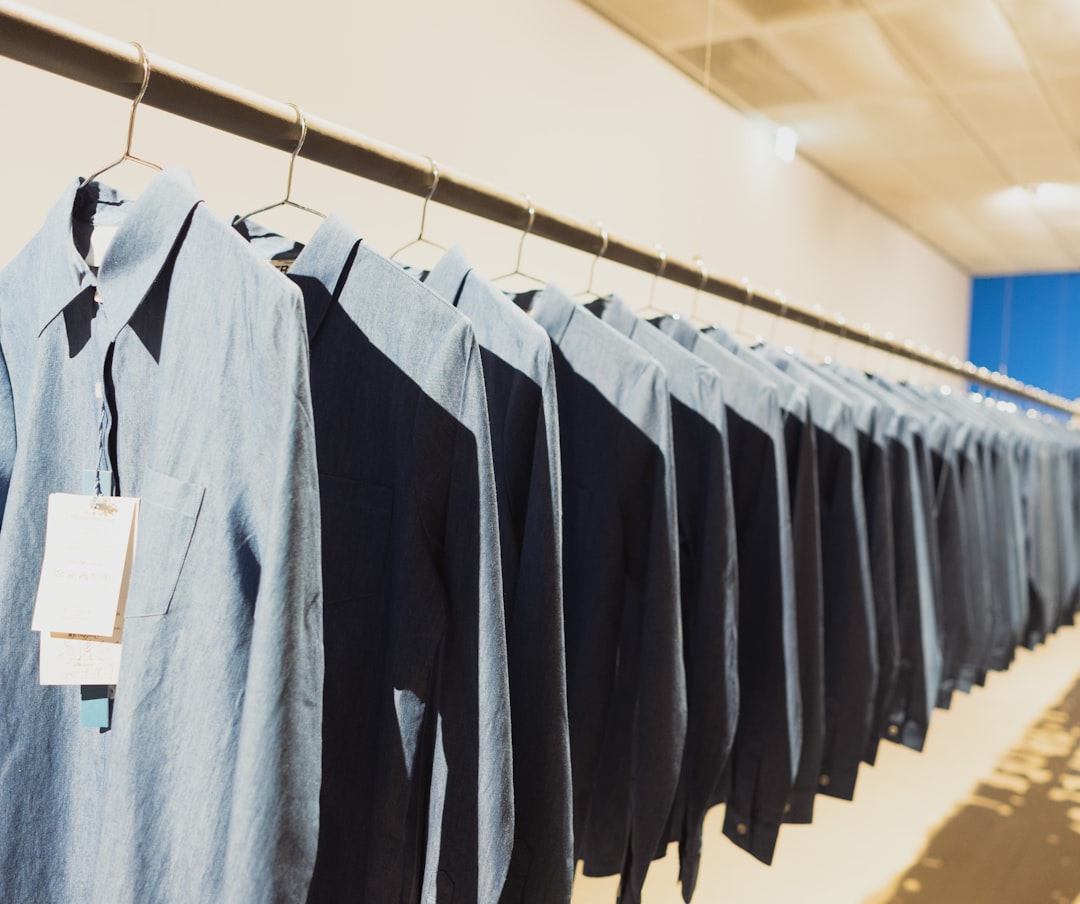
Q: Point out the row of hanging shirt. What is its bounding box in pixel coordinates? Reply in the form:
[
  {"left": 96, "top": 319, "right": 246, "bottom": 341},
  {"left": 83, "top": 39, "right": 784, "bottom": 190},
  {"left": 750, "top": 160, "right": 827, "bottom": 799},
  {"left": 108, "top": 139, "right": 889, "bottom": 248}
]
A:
[{"left": 0, "top": 166, "right": 1078, "bottom": 904}]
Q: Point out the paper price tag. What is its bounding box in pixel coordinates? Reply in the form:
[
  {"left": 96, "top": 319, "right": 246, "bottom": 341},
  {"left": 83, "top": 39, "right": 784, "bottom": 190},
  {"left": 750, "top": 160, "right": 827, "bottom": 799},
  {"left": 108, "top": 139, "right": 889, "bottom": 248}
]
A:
[
  {"left": 32, "top": 493, "right": 139, "bottom": 638},
  {"left": 40, "top": 630, "right": 123, "bottom": 686}
]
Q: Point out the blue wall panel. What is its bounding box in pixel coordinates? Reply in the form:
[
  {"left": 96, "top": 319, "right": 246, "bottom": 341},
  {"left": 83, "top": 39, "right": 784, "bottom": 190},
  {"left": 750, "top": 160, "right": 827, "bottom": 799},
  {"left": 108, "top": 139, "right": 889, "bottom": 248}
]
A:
[{"left": 969, "top": 273, "right": 1080, "bottom": 403}]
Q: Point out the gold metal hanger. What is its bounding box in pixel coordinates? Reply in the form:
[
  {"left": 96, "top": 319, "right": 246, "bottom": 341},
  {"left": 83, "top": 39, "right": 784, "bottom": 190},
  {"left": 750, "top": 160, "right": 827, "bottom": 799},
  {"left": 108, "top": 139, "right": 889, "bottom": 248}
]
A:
[
  {"left": 634, "top": 244, "right": 667, "bottom": 319},
  {"left": 575, "top": 222, "right": 609, "bottom": 300},
  {"left": 237, "top": 103, "right": 325, "bottom": 223},
  {"left": 84, "top": 43, "right": 162, "bottom": 185},
  {"left": 492, "top": 194, "right": 545, "bottom": 287},
  {"left": 769, "top": 291, "right": 789, "bottom": 341},
  {"left": 689, "top": 257, "right": 709, "bottom": 325},
  {"left": 390, "top": 157, "right": 447, "bottom": 261}
]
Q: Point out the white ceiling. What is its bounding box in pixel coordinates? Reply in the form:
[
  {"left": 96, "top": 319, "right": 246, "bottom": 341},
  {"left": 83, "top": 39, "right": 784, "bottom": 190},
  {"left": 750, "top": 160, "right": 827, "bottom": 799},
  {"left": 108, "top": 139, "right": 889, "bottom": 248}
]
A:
[{"left": 582, "top": 0, "right": 1080, "bottom": 275}]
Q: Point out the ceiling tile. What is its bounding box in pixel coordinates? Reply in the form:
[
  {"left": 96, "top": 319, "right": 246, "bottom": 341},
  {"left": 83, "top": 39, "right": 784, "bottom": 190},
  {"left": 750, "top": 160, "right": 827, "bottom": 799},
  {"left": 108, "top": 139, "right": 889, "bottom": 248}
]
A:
[
  {"left": 948, "top": 77, "right": 1061, "bottom": 141},
  {"left": 677, "top": 37, "right": 819, "bottom": 106},
  {"left": 834, "top": 161, "right": 937, "bottom": 208},
  {"left": 903, "top": 147, "right": 1011, "bottom": 200},
  {"left": 997, "top": 0, "right": 1080, "bottom": 73},
  {"left": 726, "top": 0, "right": 857, "bottom": 25},
  {"left": 855, "top": 93, "right": 974, "bottom": 154},
  {"left": 587, "top": 0, "right": 753, "bottom": 49},
  {"left": 877, "top": 0, "right": 1028, "bottom": 85},
  {"left": 762, "top": 10, "right": 923, "bottom": 99},
  {"left": 993, "top": 132, "right": 1080, "bottom": 183}
]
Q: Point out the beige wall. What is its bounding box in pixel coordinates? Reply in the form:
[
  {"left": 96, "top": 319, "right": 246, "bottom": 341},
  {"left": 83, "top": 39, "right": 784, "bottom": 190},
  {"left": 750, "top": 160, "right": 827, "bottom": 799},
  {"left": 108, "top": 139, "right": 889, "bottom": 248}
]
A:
[
  {"left": 0, "top": 2, "right": 1031, "bottom": 903},
  {"left": 0, "top": 0, "right": 969, "bottom": 375}
]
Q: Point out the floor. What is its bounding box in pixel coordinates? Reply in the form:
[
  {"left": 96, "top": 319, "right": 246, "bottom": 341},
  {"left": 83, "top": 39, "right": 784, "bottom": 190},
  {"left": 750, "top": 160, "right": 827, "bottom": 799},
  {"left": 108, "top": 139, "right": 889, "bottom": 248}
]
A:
[
  {"left": 571, "top": 619, "right": 1080, "bottom": 904},
  {"left": 870, "top": 672, "right": 1080, "bottom": 904}
]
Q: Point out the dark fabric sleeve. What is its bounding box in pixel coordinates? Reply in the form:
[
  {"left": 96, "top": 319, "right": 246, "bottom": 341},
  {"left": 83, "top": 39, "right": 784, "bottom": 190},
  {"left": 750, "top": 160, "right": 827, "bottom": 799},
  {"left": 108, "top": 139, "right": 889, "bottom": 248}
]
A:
[
  {"left": 721, "top": 405, "right": 800, "bottom": 866},
  {"left": 425, "top": 339, "right": 514, "bottom": 904},
  {"left": 670, "top": 398, "right": 739, "bottom": 903},
  {"left": 816, "top": 417, "right": 877, "bottom": 802},
  {"left": 616, "top": 384, "right": 687, "bottom": 904},
  {"left": 863, "top": 430, "right": 899, "bottom": 766},
  {"left": 497, "top": 372, "right": 573, "bottom": 904},
  {"left": 783, "top": 414, "right": 825, "bottom": 824}
]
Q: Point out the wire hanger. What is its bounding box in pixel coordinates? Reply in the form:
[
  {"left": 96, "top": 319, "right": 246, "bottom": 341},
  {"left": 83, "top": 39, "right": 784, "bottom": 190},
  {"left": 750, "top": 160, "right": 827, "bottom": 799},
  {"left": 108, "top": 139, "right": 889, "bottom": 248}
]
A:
[
  {"left": 575, "top": 222, "right": 609, "bottom": 300},
  {"left": 689, "top": 257, "right": 709, "bottom": 325},
  {"left": 237, "top": 103, "right": 325, "bottom": 224},
  {"left": 768, "top": 291, "right": 789, "bottom": 341},
  {"left": 731, "top": 276, "right": 757, "bottom": 342},
  {"left": 84, "top": 42, "right": 162, "bottom": 185},
  {"left": 492, "top": 194, "right": 545, "bottom": 287},
  {"left": 823, "top": 314, "right": 846, "bottom": 365},
  {"left": 634, "top": 244, "right": 667, "bottom": 319},
  {"left": 390, "top": 157, "right": 448, "bottom": 261}
]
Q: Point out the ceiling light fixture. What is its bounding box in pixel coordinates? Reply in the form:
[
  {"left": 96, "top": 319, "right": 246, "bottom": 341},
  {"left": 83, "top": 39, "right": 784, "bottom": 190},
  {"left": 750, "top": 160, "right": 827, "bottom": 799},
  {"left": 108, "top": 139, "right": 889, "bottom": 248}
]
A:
[{"left": 775, "top": 126, "right": 798, "bottom": 163}]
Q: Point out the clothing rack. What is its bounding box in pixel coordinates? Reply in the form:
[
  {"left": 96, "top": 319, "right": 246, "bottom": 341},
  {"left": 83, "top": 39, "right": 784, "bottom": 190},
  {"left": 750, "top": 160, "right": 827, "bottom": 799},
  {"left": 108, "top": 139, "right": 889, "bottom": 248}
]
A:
[{"left": 1, "top": 1, "right": 1075, "bottom": 417}]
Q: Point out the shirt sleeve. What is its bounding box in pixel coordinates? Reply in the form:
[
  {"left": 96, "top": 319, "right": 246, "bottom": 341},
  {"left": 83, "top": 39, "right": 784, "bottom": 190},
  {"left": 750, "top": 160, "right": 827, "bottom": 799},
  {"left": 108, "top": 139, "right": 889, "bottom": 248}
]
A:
[
  {"left": 423, "top": 335, "right": 514, "bottom": 904},
  {"left": 721, "top": 398, "right": 801, "bottom": 866},
  {"left": 498, "top": 355, "right": 573, "bottom": 904},
  {"left": 223, "top": 290, "right": 324, "bottom": 904},
  {"left": 674, "top": 390, "right": 739, "bottom": 902},
  {"left": 616, "top": 369, "right": 687, "bottom": 904}
]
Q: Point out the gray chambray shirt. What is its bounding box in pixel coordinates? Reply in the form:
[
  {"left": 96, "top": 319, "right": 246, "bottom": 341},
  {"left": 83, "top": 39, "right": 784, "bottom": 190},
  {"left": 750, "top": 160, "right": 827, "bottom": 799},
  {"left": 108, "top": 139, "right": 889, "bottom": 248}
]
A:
[{"left": 0, "top": 169, "right": 324, "bottom": 904}]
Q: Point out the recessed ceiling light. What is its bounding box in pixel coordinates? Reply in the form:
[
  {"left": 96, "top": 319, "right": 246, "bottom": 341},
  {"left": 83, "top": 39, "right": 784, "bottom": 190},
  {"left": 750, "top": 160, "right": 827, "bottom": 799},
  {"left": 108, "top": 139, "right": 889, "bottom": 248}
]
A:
[{"left": 775, "top": 126, "right": 798, "bottom": 163}]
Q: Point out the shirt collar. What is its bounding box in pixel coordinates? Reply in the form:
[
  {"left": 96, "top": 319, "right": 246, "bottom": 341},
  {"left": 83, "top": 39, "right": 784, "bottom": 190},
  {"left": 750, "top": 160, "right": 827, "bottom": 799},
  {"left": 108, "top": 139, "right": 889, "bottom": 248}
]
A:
[
  {"left": 527, "top": 283, "right": 578, "bottom": 344},
  {"left": 422, "top": 245, "right": 472, "bottom": 305},
  {"left": 289, "top": 213, "right": 361, "bottom": 295},
  {"left": 587, "top": 293, "right": 640, "bottom": 338},
  {"left": 38, "top": 168, "right": 202, "bottom": 341}
]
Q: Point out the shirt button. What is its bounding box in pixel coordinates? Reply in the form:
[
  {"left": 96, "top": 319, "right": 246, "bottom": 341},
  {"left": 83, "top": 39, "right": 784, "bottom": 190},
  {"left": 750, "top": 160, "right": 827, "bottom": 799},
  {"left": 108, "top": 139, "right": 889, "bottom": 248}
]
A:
[
  {"left": 819, "top": 774, "right": 831, "bottom": 788},
  {"left": 735, "top": 823, "right": 748, "bottom": 836},
  {"left": 888, "top": 725, "right": 900, "bottom": 737},
  {"left": 783, "top": 802, "right": 792, "bottom": 815}
]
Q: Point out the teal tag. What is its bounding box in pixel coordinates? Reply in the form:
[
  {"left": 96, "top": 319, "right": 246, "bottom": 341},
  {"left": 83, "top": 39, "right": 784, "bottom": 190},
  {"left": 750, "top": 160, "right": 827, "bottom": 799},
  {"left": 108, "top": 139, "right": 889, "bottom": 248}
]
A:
[{"left": 80, "top": 685, "right": 112, "bottom": 730}]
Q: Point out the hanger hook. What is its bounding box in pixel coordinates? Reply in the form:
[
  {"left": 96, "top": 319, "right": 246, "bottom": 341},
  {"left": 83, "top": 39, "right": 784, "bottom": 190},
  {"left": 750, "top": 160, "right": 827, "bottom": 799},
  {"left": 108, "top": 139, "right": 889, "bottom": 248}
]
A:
[
  {"left": 585, "top": 222, "right": 609, "bottom": 295},
  {"left": 691, "top": 256, "right": 708, "bottom": 322},
  {"left": 282, "top": 103, "right": 308, "bottom": 205},
  {"left": 121, "top": 42, "right": 152, "bottom": 159},
  {"left": 513, "top": 194, "right": 536, "bottom": 273},
  {"left": 121, "top": 42, "right": 153, "bottom": 158},
  {"left": 770, "top": 291, "right": 788, "bottom": 340},
  {"left": 416, "top": 157, "right": 440, "bottom": 242},
  {"left": 736, "top": 275, "right": 753, "bottom": 336},
  {"left": 649, "top": 244, "right": 667, "bottom": 306}
]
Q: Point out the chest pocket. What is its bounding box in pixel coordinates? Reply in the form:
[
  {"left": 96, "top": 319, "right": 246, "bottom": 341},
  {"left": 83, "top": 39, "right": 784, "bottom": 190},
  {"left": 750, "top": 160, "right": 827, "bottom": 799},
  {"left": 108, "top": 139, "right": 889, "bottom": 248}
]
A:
[
  {"left": 125, "top": 469, "right": 205, "bottom": 618},
  {"left": 319, "top": 474, "right": 394, "bottom": 605}
]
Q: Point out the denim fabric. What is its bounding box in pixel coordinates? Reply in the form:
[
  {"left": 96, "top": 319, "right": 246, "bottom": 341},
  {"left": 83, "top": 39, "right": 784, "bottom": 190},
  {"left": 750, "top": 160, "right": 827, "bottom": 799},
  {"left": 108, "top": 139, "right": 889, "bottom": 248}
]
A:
[
  {"left": 703, "top": 326, "right": 826, "bottom": 825},
  {"left": 239, "top": 216, "right": 514, "bottom": 904},
  {"left": 829, "top": 368, "right": 941, "bottom": 752},
  {"left": 653, "top": 316, "right": 800, "bottom": 866},
  {"left": 0, "top": 169, "right": 324, "bottom": 904},
  {"left": 899, "top": 389, "right": 1026, "bottom": 672},
  {"left": 809, "top": 364, "right": 900, "bottom": 763},
  {"left": 757, "top": 347, "right": 879, "bottom": 803},
  {"left": 419, "top": 248, "right": 573, "bottom": 904},
  {"left": 587, "top": 296, "right": 738, "bottom": 902},
  {"left": 516, "top": 286, "right": 685, "bottom": 904}
]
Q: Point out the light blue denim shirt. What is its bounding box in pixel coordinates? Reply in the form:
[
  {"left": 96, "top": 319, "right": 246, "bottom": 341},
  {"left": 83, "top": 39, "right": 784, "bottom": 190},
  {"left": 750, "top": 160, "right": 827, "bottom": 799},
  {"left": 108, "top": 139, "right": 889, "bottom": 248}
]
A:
[{"left": 0, "top": 169, "right": 324, "bottom": 904}]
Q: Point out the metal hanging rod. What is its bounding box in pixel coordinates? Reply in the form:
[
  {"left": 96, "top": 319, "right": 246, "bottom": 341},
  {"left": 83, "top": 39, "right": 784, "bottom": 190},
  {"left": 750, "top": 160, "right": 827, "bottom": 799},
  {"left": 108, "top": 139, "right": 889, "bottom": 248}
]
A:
[{"left": 0, "top": 1, "right": 1075, "bottom": 416}]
